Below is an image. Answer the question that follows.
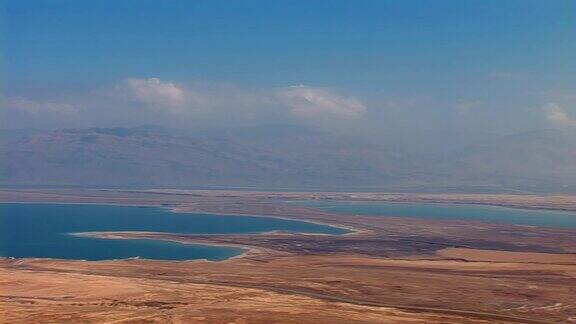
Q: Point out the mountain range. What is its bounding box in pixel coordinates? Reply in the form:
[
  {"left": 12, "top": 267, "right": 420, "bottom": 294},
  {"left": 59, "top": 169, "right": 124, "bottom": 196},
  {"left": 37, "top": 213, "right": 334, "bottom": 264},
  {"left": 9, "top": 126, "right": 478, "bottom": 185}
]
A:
[{"left": 1, "top": 125, "right": 574, "bottom": 193}]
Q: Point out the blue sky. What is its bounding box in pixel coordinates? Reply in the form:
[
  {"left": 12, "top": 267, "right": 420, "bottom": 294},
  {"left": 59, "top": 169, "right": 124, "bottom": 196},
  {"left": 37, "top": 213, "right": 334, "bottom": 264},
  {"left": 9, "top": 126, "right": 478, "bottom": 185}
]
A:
[{"left": 2, "top": 0, "right": 575, "bottom": 132}]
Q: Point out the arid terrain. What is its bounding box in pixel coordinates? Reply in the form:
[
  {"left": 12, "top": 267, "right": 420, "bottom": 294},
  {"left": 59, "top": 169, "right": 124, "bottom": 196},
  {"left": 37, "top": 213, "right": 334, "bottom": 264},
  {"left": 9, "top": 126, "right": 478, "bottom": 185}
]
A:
[{"left": 1, "top": 189, "right": 576, "bottom": 323}]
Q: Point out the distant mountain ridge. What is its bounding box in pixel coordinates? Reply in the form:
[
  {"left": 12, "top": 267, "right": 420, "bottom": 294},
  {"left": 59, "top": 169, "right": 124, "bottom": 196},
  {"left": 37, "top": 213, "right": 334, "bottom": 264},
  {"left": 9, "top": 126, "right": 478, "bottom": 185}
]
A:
[{"left": 1, "top": 126, "right": 575, "bottom": 193}]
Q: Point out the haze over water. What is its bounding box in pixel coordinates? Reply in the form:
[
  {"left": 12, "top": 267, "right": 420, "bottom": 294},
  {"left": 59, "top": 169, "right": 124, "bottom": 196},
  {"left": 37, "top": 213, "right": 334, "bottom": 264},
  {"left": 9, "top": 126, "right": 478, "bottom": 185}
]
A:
[{"left": 0, "top": 203, "right": 346, "bottom": 261}]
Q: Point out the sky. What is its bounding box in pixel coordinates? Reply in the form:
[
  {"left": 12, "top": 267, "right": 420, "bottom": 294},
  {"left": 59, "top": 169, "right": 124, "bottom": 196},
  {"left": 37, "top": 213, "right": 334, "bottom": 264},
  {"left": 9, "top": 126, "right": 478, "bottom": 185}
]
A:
[{"left": 1, "top": 0, "right": 575, "bottom": 133}]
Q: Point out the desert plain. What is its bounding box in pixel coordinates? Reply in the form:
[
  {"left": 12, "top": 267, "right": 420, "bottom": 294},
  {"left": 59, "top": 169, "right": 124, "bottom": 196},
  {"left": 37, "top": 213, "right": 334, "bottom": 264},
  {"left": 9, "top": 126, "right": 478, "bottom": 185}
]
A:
[{"left": 1, "top": 188, "right": 576, "bottom": 323}]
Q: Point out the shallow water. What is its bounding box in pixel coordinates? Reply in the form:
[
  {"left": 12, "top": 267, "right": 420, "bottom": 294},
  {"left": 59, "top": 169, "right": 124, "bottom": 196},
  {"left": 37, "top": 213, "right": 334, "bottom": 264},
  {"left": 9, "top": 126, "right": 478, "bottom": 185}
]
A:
[
  {"left": 299, "top": 200, "right": 576, "bottom": 228},
  {"left": 0, "top": 203, "right": 346, "bottom": 261}
]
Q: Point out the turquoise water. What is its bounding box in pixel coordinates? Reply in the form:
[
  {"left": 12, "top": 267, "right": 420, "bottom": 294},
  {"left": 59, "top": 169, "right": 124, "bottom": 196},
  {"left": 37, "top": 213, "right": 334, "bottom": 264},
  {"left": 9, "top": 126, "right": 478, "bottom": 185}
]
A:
[
  {"left": 0, "top": 203, "right": 346, "bottom": 261},
  {"left": 299, "top": 201, "right": 576, "bottom": 228}
]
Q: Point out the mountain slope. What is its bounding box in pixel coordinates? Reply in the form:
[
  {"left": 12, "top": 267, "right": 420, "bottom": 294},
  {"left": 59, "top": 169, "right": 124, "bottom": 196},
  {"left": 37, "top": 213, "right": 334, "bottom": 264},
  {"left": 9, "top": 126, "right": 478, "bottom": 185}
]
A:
[{"left": 0, "top": 126, "right": 574, "bottom": 192}]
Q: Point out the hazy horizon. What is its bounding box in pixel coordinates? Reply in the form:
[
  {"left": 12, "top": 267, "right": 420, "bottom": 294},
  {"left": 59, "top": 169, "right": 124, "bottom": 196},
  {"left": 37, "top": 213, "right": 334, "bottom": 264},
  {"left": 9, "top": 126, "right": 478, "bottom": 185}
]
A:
[{"left": 1, "top": 0, "right": 575, "bottom": 192}]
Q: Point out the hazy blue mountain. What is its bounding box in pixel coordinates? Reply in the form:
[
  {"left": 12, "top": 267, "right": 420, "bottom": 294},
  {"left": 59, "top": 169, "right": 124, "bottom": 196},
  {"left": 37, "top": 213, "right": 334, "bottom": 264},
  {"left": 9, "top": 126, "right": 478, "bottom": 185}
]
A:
[{"left": 0, "top": 126, "right": 574, "bottom": 192}]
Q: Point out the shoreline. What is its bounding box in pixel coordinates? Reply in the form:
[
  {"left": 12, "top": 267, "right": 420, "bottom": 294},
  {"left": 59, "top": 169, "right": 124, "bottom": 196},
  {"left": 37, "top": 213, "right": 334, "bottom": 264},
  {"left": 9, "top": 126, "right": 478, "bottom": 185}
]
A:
[
  {"left": 170, "top": 205, "right": 362, "bottom": 235},
  {"left": 0, "top": 200, "right": 363, "bottom": 235},
  {"left": 2, "top": 196, "right": 575, "bottom": 220},
  {"left": 2, "top": 194, "right": 575, "bottom": 263},
  {"left": 3, "top": 188, "right": 576, "bottom": 212},
  {"left": 0, "top": 201, "right": 354, "bottom": 262},
  {"left": 290, "top": 198, "right": 576, "bottom": 213},
  {"left": 71, "top": 231, "right": 255, "bottom": 262},
  {"left": 3, "top": 190, "right": 576, "bottom": 323},
  {"left": 293, "top": 199, "right": 576, "bottom": 214}
]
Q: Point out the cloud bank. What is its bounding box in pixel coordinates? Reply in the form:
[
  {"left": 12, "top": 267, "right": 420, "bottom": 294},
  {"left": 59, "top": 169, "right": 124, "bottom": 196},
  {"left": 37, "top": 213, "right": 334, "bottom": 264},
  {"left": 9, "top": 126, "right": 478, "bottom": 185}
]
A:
[
  {"left": 117, "top": 78, "right": 186, "bottom": 110},
  {"left": 2, "top": 97, "right": 79, "bottom": 115},
  {"left": 1, "top": 78, "right": 368, "bottom": 129},
  {"left": 276, "top": 85, "right": 366, "bottom": 119},
  {"left": 2, "top": 76, "right": 573, "bottom": 134},
  {"left": 109, "top": 78, "right": 368, "bottom": 124}
]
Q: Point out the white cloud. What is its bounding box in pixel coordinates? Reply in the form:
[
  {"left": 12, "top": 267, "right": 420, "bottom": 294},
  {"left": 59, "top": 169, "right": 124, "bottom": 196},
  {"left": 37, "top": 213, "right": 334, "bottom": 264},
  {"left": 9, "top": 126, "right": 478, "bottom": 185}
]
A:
[
  {"left": 113, "top": 79, "right": 366, "bottom": 121},
  {"left": 274, "top": 85, "right": 366, "bottom": 119},
  {"left": 543, "top": 103, "right": 576, "bottom": 128},
  {"left": 117, "top": 78, "right": 186, "bottom": 110},
  {"left": 2, "top": 78, "right": 369, "bottom": 129},
  {"left": 1, "top": 96, "right": 79, "bottom": 115}
]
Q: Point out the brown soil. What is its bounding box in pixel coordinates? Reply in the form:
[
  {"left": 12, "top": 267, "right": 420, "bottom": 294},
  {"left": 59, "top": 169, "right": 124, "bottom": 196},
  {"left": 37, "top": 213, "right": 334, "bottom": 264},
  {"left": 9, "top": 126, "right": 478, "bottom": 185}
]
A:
[{"left": 1, "top": 189, "right": 575, "bottom": 323}]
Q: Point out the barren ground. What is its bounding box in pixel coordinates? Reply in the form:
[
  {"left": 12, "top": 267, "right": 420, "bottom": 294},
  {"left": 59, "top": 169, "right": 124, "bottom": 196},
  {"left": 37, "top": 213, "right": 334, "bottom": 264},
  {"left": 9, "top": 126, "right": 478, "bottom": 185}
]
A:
[{"left": 1, "top": 189, "right": 576, "bottom": 323}]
